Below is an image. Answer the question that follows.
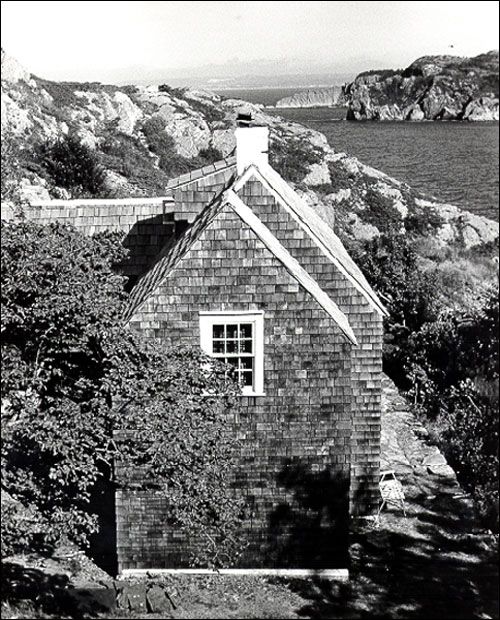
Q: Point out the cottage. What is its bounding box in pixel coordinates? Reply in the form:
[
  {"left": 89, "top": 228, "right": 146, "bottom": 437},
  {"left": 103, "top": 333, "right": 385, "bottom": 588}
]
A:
[{"left": 26, "top": 121, "right": 386, "bottom": 573}]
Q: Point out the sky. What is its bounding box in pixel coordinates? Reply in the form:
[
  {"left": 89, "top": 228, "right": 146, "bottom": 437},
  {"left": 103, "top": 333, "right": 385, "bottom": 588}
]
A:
[{"left": 1, "top": 1, "right": 499, "bottom": 84}]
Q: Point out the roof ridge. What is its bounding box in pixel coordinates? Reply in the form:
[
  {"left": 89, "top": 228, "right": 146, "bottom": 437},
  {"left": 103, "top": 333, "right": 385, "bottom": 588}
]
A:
[{"left": 165, "top": 156, "right": 237, "bottom": 191}]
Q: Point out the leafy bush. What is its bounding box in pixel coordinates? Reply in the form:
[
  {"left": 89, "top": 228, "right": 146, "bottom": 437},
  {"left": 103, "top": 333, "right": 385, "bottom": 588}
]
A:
[
  {"left": 1, "top": 220, "right": 243, "bottom": 563},
  {"left": 326, "top": 163, "right": 357, "bottom": 192},
  {"left": 434, "top": 380, "right": 498, "bottom": 531},
  {"left": 36, "top": 134, "right": 106, "bottom": 197},
  {"left": 1, "top": 131, "right": 22, "bottom": 203},
  {"left": 183, "top": 96, "right": 227, "bottom": 123},
  {"left": 269, "top": 138, "right": 323, "bottom": 183},
  {"left": 359, "top": 188, "right": 402, "bottom": 233},
  {"left": 352, "top": 228, "right": 498, "bottom": 529},
  {"left": 403, "top": 189, "right": 446, "bottom": 236}
]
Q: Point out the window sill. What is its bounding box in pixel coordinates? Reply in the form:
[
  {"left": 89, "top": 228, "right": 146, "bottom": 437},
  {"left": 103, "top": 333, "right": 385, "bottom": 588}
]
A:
[
  {"left": 201, "top": 391, "right": 266, "bottom": 398},
  {"left": 241, "top": 392, "right": 266, "bottom": 398}
]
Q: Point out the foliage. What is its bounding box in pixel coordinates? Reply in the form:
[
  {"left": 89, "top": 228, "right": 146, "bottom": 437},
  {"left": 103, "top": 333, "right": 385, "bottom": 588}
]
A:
[
  {"left": 33, "top": 77, "right": 84, "bottom": 110},
  {"left": 1, "top": 131, "right": 22, "bottom": 204},
  {"left": 269, "top": 138, "right": 323, "bottom": 183},
  {"left": 431, "top": 380, "right": 498, "bottom": 531},
  {"left": 1, "top": 220, "right": 243, "bottom": 564},
  {"left": 158, "top": 83, "right": 188, "bottom": 98},
  {"left": 359, "top": 188, "right": 402, "bottom": 234},
  {"left": 99, "top": 131, "right": 171, "bottom": 194},
  {"left": 36, "top": 134, "right": 107, "bottom": 197},
  {"left": 352, "top": 229, "right": 498, "bottom": 529},
  {"left": 357, "top": 68, "right": 402, "bottom": 79},
  {"left": 115, "top": 347, "right": 244, "bottom": 567},
  {"left": 141, "top": 116, "right": 188, "bottom": 175},
  {"left": 183, "top": 96, "right": 227, "bottom": 123},
  {"left": 346, "top": 233, "right": 438, "bottom": 384},
  {"left": 409, "top": 286, "right": 499, "bottom": 530},
  {"left": 402, "top": 190, "right": 446, "bottom": 236},
  {"left": 141, "top": 117, "right": 225, "bottom": 178},
  {"left": 326, "top": 163, "right": 357, "bottom": 192}
]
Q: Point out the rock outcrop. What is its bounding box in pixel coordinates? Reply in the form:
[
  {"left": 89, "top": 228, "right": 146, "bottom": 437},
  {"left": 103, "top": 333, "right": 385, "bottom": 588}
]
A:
[
  {"left": 275, "top": 86, "right": 346, "bottom": 108},
  {"left": 345, "top": 51, "right": 499, "bottom": 121},
  {"left": 1, "top": 50, "right": 498, "bottom": 264}
]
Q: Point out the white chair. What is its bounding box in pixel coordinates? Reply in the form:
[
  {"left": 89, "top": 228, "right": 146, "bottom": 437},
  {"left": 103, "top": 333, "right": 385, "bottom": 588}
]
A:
[{"left": 377, "top": 469, "right": 406, "bottom": 520}]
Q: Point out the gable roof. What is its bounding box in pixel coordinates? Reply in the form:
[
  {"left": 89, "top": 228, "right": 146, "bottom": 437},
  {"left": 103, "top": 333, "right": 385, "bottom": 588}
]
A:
[
  {"left": 225, "top": 191, "right": 357, "bottom": 344},
  {"left": 233, "top": 164, "right": 388, "bottom": 317},
  {"left": 125, "top": 189, "right": 357, "bottom": 345},
  {"left": 125, "top": 144, "right": 387, "bottom": 341}
]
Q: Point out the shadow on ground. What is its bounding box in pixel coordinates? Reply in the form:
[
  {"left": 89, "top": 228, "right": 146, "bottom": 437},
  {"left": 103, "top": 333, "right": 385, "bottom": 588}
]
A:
[
  {"left": 285, "top": 409, "right": 499, "bottom": 619},
  {"left": 2, "top": 561, "right": 116, "bottom": 619}
]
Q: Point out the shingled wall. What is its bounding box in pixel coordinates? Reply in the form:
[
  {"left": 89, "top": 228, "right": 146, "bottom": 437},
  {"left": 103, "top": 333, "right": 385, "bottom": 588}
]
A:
[
  {"left": 122, "top": 204, "right": 353, "bottom": 570},
  {"left": 236, "top": 178, "right": 383, "bottom": 514}
]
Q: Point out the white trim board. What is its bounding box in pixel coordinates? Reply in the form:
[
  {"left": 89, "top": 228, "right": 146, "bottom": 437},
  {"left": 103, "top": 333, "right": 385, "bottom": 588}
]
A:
[{"left": 120, "top": 568, "right": 349, "bottom": 580}]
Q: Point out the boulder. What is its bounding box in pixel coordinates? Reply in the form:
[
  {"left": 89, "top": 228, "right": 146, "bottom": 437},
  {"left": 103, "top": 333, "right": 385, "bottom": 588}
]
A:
[
  {"left": 406, "top": 104, "right": 425, "bottom": 121},
  {"left": 146, "top": 584, "right": 175, "bottom": 613}
]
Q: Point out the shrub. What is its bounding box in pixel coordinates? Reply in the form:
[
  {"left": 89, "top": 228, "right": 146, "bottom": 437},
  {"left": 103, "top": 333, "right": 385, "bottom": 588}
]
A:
[
  {"left": 1, "top": 131, "right": 22, "bottom": 204},
  {"left": 352, "top": 227, "right": 498, "bottom": 531},
  {"left": 36, "top": 134, "right": 106, "bottom": 197},
  {"left": 158, "top": 83, "right": 187, "bottom": 98},
  {"left": 1, "top": 220, "right": 244, "bottom": 563},
  {"left": 436, "top": 381, "right": 498, "bottom": 531},
  {"left": 269, "top": 138, "right": 323, "bottom": 183},
  {"left": 326, "top": 163, "right": 357, "bottom": 192},
  {"left": 183, "top": 96, "right": 227, "bottom": 123},
  {"left": 403, "top": 189, "right": 446, "bottom": 236},
  {"left": 359, "top": 188, "right": 402, "bottom": 233},
  {"left": 100, "top": 131, "right": 171, "bottom": 194}
]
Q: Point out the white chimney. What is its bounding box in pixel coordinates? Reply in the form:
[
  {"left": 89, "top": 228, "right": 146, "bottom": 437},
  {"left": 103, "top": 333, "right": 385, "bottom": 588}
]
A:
[{"left": 235, "top": 124, "right": 269, "bottom": 174}]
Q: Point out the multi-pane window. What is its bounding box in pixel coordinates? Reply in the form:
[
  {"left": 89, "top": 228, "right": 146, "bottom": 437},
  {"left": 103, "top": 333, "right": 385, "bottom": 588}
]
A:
[
  {"left": 212, "top": 322, "right": 254, "bottom": 388},
  {"left": 200, "top": 312, "right": 264, "bottom": 395}
]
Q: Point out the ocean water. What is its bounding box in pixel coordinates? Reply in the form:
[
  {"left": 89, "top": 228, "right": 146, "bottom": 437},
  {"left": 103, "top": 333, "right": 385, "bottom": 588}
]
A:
[
  {"left": 219, "top": 89, "right": 499, "bottom": 222},
  {"left": 270, "top": 108, "right": 499, "bottom": 222}
]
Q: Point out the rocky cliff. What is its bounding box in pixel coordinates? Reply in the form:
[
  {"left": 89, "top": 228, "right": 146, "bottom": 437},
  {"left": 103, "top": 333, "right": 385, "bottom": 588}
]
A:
[
  {"left": 274, "top": 86, "right": 346, "bottom": 108},
  {"left": 1, "top": 50, "right": 498, "bottom": 303},
  {"left": 345, "top": 51, "right": 499, "bottom": 121}
]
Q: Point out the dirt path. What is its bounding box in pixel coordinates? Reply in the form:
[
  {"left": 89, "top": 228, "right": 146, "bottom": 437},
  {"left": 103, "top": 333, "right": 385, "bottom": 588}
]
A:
[{"left": 293, "top": 377, "right": 499, "bottom": 619}]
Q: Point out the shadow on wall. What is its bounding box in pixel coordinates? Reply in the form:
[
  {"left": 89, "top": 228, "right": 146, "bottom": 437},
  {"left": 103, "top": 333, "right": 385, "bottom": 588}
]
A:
[
  {"left": 265, "top": 459, "right": 350, "bottom": 569},
  {"left": 88, "top": 475, "right": 118, "bottom": 577},
  {"left": 121, "top": 215, "right": 189, "bottom": 291}
]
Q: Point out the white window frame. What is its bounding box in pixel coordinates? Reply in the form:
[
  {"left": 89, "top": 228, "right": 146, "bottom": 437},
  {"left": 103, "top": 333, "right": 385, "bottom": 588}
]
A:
[{"left": 199, "top": 311, "right": 265, "bottom": 396}]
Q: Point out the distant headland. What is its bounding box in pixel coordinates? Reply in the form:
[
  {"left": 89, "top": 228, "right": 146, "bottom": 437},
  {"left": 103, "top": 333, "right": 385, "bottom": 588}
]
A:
[{"left": 272, "top": 51, "right": 499, "bottom": 121}]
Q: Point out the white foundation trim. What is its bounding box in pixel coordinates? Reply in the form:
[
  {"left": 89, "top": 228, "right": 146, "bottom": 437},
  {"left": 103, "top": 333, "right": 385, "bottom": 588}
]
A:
[{"left": 120, "top": 568, "right": 349, "bottom": 580}]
